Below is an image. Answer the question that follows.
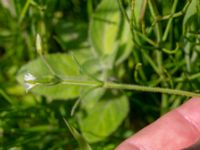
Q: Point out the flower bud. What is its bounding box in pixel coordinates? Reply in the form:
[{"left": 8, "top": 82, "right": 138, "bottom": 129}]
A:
[{"left": 36, "top": 33, "right": 43, "bottom": 56}]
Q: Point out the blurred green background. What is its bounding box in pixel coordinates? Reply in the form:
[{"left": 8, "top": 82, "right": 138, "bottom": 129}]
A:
[{"left": 0, "top": 0, "right": 200, "bottom": 149}]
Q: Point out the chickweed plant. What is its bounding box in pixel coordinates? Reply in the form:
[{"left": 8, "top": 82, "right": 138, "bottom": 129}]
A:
[{"left": 0, "top": 0, "right": 200, "bottom": 149}]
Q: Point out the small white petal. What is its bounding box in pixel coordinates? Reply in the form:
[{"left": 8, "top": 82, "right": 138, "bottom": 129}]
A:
[
  {"left": 24, "top": 73, "right": 36, "bottom": 81},
  {"left": 24, "top": 73, "right": 37, "bottom": 93},
  {"left": 24, "top": 83, "right": 36, "bottom": 93}
]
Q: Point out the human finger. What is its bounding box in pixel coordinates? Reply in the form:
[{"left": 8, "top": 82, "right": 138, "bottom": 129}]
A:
[{"left": 116, "top": 97, "right": 200, "bottom": 150}]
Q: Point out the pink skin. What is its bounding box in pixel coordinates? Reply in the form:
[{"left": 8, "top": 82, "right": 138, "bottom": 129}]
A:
[{"left": 116, "top": 97, "right": 200, "bottom": 150}]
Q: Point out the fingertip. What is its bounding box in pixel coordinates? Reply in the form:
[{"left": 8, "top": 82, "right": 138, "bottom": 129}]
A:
[{"left": 116, "top": 97, "right": 200, "bottom": 150}]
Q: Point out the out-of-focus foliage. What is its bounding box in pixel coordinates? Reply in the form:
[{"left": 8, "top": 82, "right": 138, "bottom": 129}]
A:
[{"left": 0, "top": 0, "right": 200, "bottom": 149}]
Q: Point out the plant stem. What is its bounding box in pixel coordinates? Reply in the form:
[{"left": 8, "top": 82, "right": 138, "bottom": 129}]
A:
[
  {"left": 62, "top": 80, "right": 101, "bottom": 87},
  {"left": 60, "top": 79, "right": 200, "bottom": 97},
  {"left": 87, "top": 0, "right": 93, "bottom": 19},
  {"left": 117, "top": 0, "right": 130, "bottom": 22},
  {"left": 148, "top": 0, "right": 162, "bottom": 43},
  {"left": 103, "top": 82, "right": 200, "bottom": 97},
  {"left": 19, "top": 0, "right": 32, "bottom": 23},
  {"left": 162, "top": 0, "right": 178, "bottom": 41}
]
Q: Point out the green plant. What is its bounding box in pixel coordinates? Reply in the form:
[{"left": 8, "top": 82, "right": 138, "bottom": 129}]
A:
[{"left": 1, "top": 0, "right": 200, "bottom": 149}]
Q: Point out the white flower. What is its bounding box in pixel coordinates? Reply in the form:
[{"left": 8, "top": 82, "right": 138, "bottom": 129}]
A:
[
  {"left": 24, "top": 73, "right": 38, "bottom": 92},
  {"left": 24, "top": 73, "right": 36, "bottom": 81}
]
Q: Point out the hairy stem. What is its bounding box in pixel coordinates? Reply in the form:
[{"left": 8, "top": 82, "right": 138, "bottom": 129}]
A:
[{"left": 60, "top": 79, "right": 200, "bottom": 97}]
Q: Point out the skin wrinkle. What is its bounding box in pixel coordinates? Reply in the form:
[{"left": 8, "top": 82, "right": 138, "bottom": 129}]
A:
[
  {"left": 175, "top": 108, "right": 200, "bottom": 149},
  {"left": 116, "top": 137, "right": 149, "bottom": 150},
  {"left": 176, "top": 109, "right": 200, "bottom": 136},
  {"left": 127, "top": 142, "right": 147, "bottom": 150},
  {"left": 115, "top": 142, "right": 140, "bottom": 150}
]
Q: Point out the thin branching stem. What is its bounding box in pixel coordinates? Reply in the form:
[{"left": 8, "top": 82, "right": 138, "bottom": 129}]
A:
[{"left": 162, "top": 0, "right": 178, "bottom": 41}]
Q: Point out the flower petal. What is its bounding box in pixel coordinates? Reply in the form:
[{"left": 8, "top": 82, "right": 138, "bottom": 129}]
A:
[{"left": 24, "top": 73, "right": 36, "bottom": 81}]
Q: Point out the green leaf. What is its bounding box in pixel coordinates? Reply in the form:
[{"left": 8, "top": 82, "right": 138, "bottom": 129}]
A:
[
  {"left": 81, "top": 88, "right": 106, "bottom": 113},
  {"left": 134, "top": 0, "right": 144, "bottom": 26},
  {"left": 16, "top": 53, "right": 82, "bottom": 100},
  {"left": 183, "top": 0, "right": 198, "bottom": 33},
  {"left": 90, "top": 0, "right": 133, "bottom": 65},
  {"left": 81, "top": 58, "right": 107, "bottom": 80},
  {"left": 79, "top": 93, "right": 129, "bottom": 143},
  {"left": 89, "top": 0, "right": 120, "bottom": 56},
  {"left": 64, "top": 119, "right": 92, "bottom": 150},
  {"left": 114, "top": 18, "right": 133, "bottom": 66}
]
